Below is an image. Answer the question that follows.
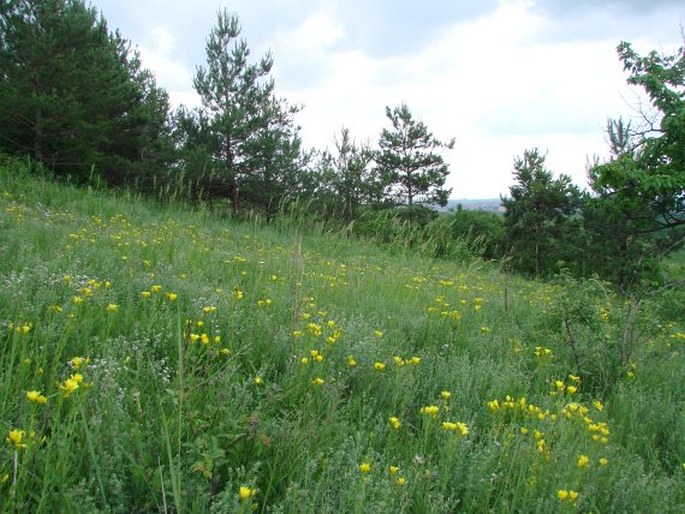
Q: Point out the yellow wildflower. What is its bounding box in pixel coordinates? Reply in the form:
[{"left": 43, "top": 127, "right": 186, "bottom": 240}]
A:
[
  {"left": 358, "top": 462, "right": 371, "bottom": 474},
  {"left": 26, "top": 390, "right": 47, "bottom": 405},
  {"left": 312, "top": 377, "right": 324, "bottom": 386},
  {"left": 599, "top": 458, "right": 608, "bottom": 466},
  {"left": 70, "top": 356, "right": 89, "bottom": 369},
  {"left": 396, "top": 477, "right": 407, "bottom": 486},
  {"left": 420, "top": 405, "right": 440, "bottom": 417},
  {"left": 389, "top": 466, "right": 399, "bottom": 475},
  {"left": 347, "top": 355, "right": 357, "bottom": 367},
  {"left": 487, "top": 399, "right": 500, "bottom": 411},
  {"left": 60, "top": 373, "right": 83, "bottom": 396},
  {"left": 166, "top": 292, "right": 178, "bottom": 302},
  {"left": 106, "top": 303, "right": 118, "bottom": 313},
  {"left": 238, "top": 486, "right": 255, "bottom": 501},
  {"left": 442, "top": 421, "right": 469, "bottom": 436},
  {"left": 307, "top": 323, "right": 322, "bottom": 336},
  {"left": 389, "top": 416, "right": 401, "bottom": 429},
  {"left": 374, "top": 362, "right": 386, "bottom": 372},
  {"left": 577, "top": 455, "right": 590, "bottom": 468},
  {"left": 441, "top": 391, "right": 452, "bottom": 400},
  {"left": 6, "top": 429, "right": 26, "bottom": 449}
]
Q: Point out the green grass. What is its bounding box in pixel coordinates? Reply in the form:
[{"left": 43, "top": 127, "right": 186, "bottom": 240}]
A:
[{"left": 1, "top": 156, "right": 684, "bottom": 513}]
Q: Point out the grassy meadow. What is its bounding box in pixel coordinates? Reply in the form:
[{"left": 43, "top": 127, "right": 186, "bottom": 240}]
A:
[{"left": 1, "top": 157, "right": 684, "bottom": 513}]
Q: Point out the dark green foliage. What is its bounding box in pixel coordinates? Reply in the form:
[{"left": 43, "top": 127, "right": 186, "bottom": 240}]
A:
[
  {"left": 328, "top": 127, "right": 384, "bottom": 222},
  {"left": 502, "top": 149, "right": 584, "bottom": 277},
  {"left": 604, "top": 41, "right": 684, "bottom": 229},
  {"left": 449, "top": 208, "right": 504, "bottom": 260},
  {"left": 182, "top": 9, "right": 302, "bottom": 216},
  {"left": 239, "top": 96, "right": 303, "bottom": 220},
  {"left": 584, "top": 41, "right": 684, "bottom": 287},
  {"left": 0, "top": 0, "right": 171, "bottom": 185},
  {"left": 376, "top": 103, "right": 454, "bottom": 207}
]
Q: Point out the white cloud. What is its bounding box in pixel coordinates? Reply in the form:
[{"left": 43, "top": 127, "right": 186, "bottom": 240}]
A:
[
  {"left": 276, "top": 0, "right": 676, "bottom": 197},
  {"left": 137, "top": 26, "right": 198, "bottom": 107},
  {"left": 113, "top": 0, "right": 682, "bottom": 198},
  {"left": 286, "top": 10, "right": 346, "bottom": 50}
]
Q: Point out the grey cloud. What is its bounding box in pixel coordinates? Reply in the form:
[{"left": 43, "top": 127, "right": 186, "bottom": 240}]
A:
[
  {"left": 332, "top": 0, "right": 499, "bottom": 57},
  {"left": 533, "top": 0, "right": 684, "bottom": 16},
  {"left": 529, "top": 0, "right": 684, "bottom": 44}
]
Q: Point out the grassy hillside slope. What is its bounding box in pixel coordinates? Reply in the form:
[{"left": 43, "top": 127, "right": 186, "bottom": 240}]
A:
[{"left": 1, "top": 157, "right": 683, "bottom": 513}]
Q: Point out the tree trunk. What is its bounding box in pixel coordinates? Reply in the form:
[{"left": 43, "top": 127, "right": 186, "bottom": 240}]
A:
[{"left": 34, "top": 106, "right": 43, "bottom": 162}]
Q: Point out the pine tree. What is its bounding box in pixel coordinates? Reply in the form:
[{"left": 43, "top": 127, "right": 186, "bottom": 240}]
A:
[
  {"left": 329, "top": 127, "right": 381, "bottom": 221},
  {"left": 0, "top": 0, "right": 171, "bottom": 184},
  {"left": 502, "top": 149, "right": 583, "bottom": 277},
  {"left": 191, "top": 9, "right": 301, "bottom": 214},
  {"left": 375, "top": 103, "right": 454, "bottom": 207}
]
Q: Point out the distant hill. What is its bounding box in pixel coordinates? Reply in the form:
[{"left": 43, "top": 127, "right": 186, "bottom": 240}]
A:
[{"left": 439, "top": 198, "right": 504, "bottom": 213}]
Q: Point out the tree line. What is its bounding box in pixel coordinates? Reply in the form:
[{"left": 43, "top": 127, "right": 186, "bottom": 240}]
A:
[{"left": 0, "top": 1, "right": 683, "bottom": 290}]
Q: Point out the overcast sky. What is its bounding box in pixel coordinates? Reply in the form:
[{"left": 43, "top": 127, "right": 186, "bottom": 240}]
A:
[{"left": 94, "top": 0, "right": 683, "bottom": 199}]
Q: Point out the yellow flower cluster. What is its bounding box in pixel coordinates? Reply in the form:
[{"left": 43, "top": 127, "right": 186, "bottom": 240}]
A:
[
  {"left": 577, "top": 454, "right": 590, "bottom": 468},
  {"left": 442, "top": 421, "right": 469, "bottom": 436},
  {"left": 534, "top": 346, "right": 553, "bottom": 358},
  {"left": 420, "top": 405, "right": 440, "bottom": 417},
  {"left": 560, "top": 402, "right": 610, "bottom": 444},
  {"left": 487, "top": 395, "right": 555, "bottom": 422},
  {"left": 26, "top": 390, "right": 48, "bottom": 405},
  {"left": 60, "top": 373, "right": 84, "bottom": 396},
  {"left": 7, "top": 321, "right": 31, "bottom": 335},
  {"left": 6, "top": 429, "right": 43, "bottom": 450},
  {"left": 551, "top": 374, "right": 581, "bottom": 396},
  {"left": 70, "top": 356, "right": 90, "bottom": 369},
  {"left": 557, "top": 489, "right": 579, "bottom": 503},
  {"left": 388, "top": 465, "right": 406, "bottom": 485}
]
